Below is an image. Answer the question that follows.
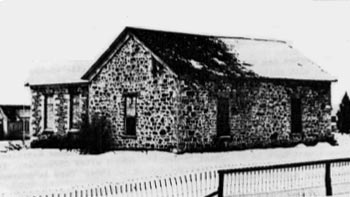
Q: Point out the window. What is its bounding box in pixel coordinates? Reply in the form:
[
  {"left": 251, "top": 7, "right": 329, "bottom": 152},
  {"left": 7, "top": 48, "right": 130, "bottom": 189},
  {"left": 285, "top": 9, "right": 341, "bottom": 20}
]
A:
[
  {"left": 69, "top": 93, "right": 80, "bottom": 130},
  {"left": 124, "top": 94, "right": 137, "bottom": 136},
  {"left": 0, "top": 120, "right": 4, "bottom": 139},
  {"left": 44, "top": 95, "right": 54, "bottom": 130},
  {"left": 23, "top": 118, "right": 30, "bottom": 135},
  {"left": 217, "top": 97, "right": 230, "bottom": 136},
  {"left": 291, "top": 98, "right": 302, "bottom": 133}
]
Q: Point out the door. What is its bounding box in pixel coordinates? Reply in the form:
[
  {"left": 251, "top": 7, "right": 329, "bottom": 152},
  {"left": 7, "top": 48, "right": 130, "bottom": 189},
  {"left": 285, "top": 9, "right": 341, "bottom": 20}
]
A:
[
  {"left": 217, "top": 97, "right": 230, "bottom": 136},
  {"left": 291, "top": 98, "right": 302, "bottom": 133}
]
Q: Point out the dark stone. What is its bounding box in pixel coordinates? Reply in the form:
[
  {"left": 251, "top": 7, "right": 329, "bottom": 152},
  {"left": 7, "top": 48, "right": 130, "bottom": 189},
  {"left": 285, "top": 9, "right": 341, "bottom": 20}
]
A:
[{"left": 160, "top": 129, "right": 166, "bottom": 136}]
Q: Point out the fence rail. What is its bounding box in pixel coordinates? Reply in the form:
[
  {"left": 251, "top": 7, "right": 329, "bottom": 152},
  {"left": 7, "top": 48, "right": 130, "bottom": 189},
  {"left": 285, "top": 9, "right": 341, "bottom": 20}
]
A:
[{"left": 217, "top": 158, "right": 350, "bottom": 197}]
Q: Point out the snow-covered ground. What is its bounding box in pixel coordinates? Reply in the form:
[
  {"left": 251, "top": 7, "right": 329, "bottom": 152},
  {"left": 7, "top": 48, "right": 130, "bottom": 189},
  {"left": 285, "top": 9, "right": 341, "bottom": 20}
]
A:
[{"left": 1, "top": 133, "right": 350, "bottom": 193}]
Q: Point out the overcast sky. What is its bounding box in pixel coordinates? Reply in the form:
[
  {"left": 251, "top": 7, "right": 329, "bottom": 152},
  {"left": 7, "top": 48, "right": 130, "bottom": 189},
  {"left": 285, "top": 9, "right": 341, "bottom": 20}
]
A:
[{"left": 0, "top": 0, "right": 349, "bottom": 111}]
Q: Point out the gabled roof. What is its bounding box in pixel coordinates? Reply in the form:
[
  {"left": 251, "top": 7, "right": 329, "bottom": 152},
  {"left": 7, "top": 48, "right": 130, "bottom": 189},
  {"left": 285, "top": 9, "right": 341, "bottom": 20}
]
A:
[
  {"left": 27, "top": 27, "right": 336, "bottom": 87},
  {"left": 82, "top": 27, "right": 256, "bottom": 82},
  {"left": 82, "top": 27, "right": 336, "bottom": 83}
]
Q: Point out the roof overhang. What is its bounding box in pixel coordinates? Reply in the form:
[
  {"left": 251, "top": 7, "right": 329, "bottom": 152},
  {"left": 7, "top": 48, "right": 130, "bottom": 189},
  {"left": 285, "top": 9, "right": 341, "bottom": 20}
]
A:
[{"left": 25, "top": 81, "right": 90, "bottom": 88}]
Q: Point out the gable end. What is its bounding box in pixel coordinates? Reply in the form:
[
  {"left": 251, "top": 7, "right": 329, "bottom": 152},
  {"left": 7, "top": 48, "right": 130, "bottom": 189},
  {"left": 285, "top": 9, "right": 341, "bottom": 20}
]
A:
[
  {"left": 82, "top": 27, "right": 178, "bottom": 81},
  {"left": 81, "top": 28, "right": 130, "bottom": 80}
]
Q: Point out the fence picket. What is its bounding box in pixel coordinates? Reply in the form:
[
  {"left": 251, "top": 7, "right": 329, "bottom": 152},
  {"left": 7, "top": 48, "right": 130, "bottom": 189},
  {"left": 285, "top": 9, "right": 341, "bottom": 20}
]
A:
[
  {"left": 145, "top": 180, "right": 151, "bottom": 197},
  {"left": 210, "top": 171, "right": 215, "bottom": 193},
  {"left": 136, "top": 181, "right": 142, "bottom": 197},
  {"left": 189, "top": 174, "right": 194, "bottom": 197},
  {"left": 194, "top": 173, "right": 198, "bottom": 197},
  {"left": 203, "top": 171, "right": 207, "bottom": 196},
  {"left": 166, "top": 178, "right": 171, "bottom": 197},
  {"left": 158, "top": 179, "right": 164, "bottom": 197},
  {"left": 182, "top": 175, "right": 187, "bottom": 197},
  {"left": 175, "top": 177, "right": 182, "bottom": 197},
  {"left": 150, "top": 180, "right": 154, "bottom": 197},
  {"left": 165, "top": 178, "right": 171, "bottom": 197}
]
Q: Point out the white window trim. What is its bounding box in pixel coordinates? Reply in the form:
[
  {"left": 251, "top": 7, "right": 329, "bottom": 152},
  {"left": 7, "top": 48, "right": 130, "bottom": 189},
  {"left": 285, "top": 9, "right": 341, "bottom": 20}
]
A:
[
  {"left": 43, "top": 94, "right": 55, "bottom": 132},
  {"left": 68, "top": 93, "right": 81, "bottom": 132}
]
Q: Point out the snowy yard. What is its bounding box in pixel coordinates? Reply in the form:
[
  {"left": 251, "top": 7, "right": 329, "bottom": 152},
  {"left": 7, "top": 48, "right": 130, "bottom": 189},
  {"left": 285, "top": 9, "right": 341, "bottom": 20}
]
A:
[{"left": 1, "top": 133, "right": 350, "bottom": 194}]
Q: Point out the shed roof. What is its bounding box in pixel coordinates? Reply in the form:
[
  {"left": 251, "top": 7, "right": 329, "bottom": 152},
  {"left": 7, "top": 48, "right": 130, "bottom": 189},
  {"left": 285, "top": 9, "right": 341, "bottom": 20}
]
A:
[{"left": 26, "top": 60, "right": 92, "bottom": 86}]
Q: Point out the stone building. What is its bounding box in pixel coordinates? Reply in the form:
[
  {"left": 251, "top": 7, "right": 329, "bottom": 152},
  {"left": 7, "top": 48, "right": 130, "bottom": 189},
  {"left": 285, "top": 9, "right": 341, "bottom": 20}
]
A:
[{"left": 26, "top": 27, "right": 337, "bottom": 151}]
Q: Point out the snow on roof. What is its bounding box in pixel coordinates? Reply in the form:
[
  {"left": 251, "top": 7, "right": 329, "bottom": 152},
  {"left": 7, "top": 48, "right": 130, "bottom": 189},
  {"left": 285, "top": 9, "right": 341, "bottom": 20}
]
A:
[
  {"left": 26, "top": 60, "right": 92, "bottom": 86},
  {"left": 127, "top": 27, "right": 336, "bottom": 82},
  {"left": 221, "top": 38, "right": 337, "bottom": 81},
  {"left": 35, "top": 27, "right": 336, "bottom": 86},
  {"left": 189, "top": 59, "right": 204, "bottom": 69},
  {"left": 127, "top": 27, "right": 256, "bottom": 84}
]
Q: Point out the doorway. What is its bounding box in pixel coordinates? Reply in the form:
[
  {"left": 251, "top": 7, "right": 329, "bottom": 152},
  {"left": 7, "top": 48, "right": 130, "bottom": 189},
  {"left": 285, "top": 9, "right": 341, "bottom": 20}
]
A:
[
  {"left": 217, "top": 97, "right": 230, "bottom": 136},
  {"left": 0, "top": 120, "right": 4, "bottom": 140},
  {"left": 291, "top": 98, "right": 302, "bottom": 133}
]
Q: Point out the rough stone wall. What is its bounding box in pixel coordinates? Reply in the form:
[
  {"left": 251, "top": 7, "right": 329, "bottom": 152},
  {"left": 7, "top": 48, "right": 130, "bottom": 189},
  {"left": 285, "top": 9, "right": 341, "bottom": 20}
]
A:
[
  {"left": 89, "top": 37, "right": 179, "bottom": 150},
  {"left": 31, "top": 90, "right": 42, "bottom": 136},
  {"left": 230, "top": 80, "right": 332, "bottom": 148},
  {"left": 30, "top": 85, "right": 88, "bottom": 135},
  {"left": 177, "top": 81, "right": 219, "bottom": 150},
  {"left": 178, "top": 79, "right": 332, "bottom": 151}
]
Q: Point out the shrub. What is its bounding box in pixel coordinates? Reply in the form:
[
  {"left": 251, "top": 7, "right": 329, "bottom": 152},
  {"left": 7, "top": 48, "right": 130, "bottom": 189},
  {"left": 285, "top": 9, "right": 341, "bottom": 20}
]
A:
[
  {"left": 78, "top": 114, "right": 114, "bottom": 154},
  {"left": 322, "top": 132, "right": 338, "bottom": 146},
  {"left": 31, "top": 133, "right": 67, "bottom": 149},
  {"left": 303, "top": 136, "right": 318, "bottom": 146},
  {"left": 31, "top": 114, "right": 114, "bottom": 154}
]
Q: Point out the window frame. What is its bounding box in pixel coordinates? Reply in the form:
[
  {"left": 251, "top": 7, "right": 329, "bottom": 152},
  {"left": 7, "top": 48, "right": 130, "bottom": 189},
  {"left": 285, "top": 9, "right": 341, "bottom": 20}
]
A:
[
  {"left": 69, "top": 92, "right": 80, "bottom": 131},
  {"left": 123, "top": 92, "right": 138, "bottom": 137},
  {"left": 291, "top": 97, "right": 302, "bottom": 134},
  {"left": 217, "top": 96, "right": 231, "bottom": 137},
  {"left": 43, "top": 94, "right": 55, "bottom": 131}
]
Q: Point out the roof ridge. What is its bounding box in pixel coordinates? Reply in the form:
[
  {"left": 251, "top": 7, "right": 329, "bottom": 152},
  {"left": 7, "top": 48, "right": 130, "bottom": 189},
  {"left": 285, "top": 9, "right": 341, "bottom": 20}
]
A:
[
  {"left": 126, "top": 26, "right": 287, "bottom": 44},
  {"left": 219, "top": 36, "right": 287, "bottom": 44}
]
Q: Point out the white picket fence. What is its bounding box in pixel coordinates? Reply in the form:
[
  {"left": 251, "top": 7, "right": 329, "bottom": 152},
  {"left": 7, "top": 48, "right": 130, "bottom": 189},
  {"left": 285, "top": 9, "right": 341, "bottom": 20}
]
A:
[
  {"left": 3, "top": 159, "right": 350, "bottom": 197},
  {"left": 220, "top": 164, "right": 327, "bottom": 196},
  {"left": 218, "top": 158, "right": 350, "bottom": 197},
  {"left": 1, "top": 170, "right": 218, "bottom": 197}
]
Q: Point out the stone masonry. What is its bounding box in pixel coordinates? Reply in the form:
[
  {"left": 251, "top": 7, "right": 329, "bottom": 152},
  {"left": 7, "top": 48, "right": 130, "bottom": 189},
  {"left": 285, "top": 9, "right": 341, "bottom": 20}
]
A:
[
  {"left": 29, "top": 34, "right": 333, "bottom": 152},
  {"left": 30, "top": 85, "right": 88, "bottom": 135},
  {"left": 89, "top": 37, "right": 179, "bottom": 150},
  {"left": 177, "top": 79, "right": 332, "bottom": 151}
]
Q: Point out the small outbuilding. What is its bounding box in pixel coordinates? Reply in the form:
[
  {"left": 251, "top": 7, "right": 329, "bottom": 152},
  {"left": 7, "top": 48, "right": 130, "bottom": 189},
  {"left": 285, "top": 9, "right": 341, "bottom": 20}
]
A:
[{"left": 0, "top": 105, "right": 30, "bottom": 140}]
